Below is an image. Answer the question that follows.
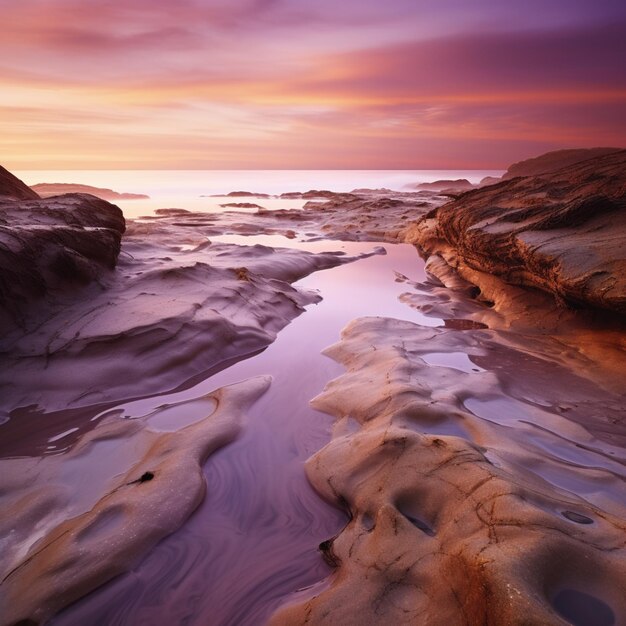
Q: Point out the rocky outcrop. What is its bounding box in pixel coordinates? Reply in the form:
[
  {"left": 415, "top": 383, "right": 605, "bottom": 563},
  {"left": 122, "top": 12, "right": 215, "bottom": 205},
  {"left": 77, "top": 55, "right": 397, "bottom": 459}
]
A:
[
  {"left": 0, "top": 206, "right": 384, "bottom": 417},
  {"left": 31, "top": 183, "right": 149, "bottom": 201},
  {"left": 478, "top": 175, "right": 501, "bottom": 187},
  {"left": 219, "top": 202, "right": 265, "bottom": 209},
  {"left": 0, "top": 165, "right": 40, "bottom": 201},
  {"left": 271, "top": 316, "right": 626, "bottom": 626},
  {"left": 0, "top": 192, "right": 125, "bottom": 323},
  {"left": 406, "top": 149, "right": 626, "bottom": 314},
  {"left": 414, "top": 178, "right": 474, "bottom": 192},
  {"left": 0, "top": 376, "right": 270, "bottom": 626},
  {"left": 192, "top": 188, "right": 440, "bottom": 244},
  {"left": 502, "top": 147, "right": 621, "bottom": 180}
]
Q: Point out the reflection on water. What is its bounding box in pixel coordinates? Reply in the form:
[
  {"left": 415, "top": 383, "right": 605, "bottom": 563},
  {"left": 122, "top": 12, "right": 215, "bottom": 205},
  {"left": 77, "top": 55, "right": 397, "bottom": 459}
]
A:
[
  {"left": 422, "top": 351, "right": 485, "bottom": 373},
  {"left": 465, "top": 395, "right": 626, "bottom": 514},
  {"left": 146, "top": 398, "right": 218, "bottom": 432}
]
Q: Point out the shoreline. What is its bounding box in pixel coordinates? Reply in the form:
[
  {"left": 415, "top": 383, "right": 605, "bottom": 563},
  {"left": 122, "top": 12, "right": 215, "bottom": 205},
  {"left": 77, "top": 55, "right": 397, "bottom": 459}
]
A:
[{"left": 1, "top": 153, "right": 625, "bottom": 625}]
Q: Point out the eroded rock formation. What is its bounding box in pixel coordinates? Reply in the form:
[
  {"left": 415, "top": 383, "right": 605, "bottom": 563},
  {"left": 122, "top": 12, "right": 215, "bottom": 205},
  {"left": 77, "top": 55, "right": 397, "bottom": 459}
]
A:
[
  {"left": 0, "top": 192, "right": 126, "bottom": 326},
  {"left": 271, "top": 315, "right": 626, "bottom": 625},
  {"left": 502, "top": 147, "right": 622, "bottom": 180},
  {"left": 2, "top": 156, "right": 625, "bottom": 625},
  {"left": 405, "top": 149, "right": 626, "bottom": 314},
  {"left": 0, "top": 376, "right": 270, "bottom": 625},
  {"left": 0, "top": 199, "right": 382, "bottom": 425}
]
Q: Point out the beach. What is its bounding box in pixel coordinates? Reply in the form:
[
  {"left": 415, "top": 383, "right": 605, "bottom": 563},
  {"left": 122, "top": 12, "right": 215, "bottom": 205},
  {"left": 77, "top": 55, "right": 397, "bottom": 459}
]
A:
[{"left": 1, "top": 152, "right": 625, "bottom": 625}]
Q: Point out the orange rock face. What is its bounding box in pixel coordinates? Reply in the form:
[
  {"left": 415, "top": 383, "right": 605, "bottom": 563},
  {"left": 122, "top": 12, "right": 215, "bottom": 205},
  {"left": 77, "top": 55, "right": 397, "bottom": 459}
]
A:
[
  {"left": 502, "top": 147, "right": 622, "bottom": 179},
  {"left": 406, "top": 150, "right": 626, "bottom": 314}
]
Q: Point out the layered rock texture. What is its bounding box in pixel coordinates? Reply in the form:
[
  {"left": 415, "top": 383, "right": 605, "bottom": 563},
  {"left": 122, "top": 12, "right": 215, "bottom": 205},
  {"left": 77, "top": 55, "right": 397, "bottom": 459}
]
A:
[
  {"left": 218, "top": 189, "right": 438, "bottom": 243},
  {"left": 502, "top": 147, "right": 622, "bottom": 180},
  {"left": 0, "top": 166, "right": 385, "bottom": 623},
  {"left": 1, "top": 207, "right": 377, "bottom": 420},
  {"left": 406, "top": 149, "right": 626, "bottom": 314},
  {"left": 0, "top": 192, "right": 126, "bottom": 327},
  {"left": 2, "top": 154, "right": 625, "bottom": 625}
]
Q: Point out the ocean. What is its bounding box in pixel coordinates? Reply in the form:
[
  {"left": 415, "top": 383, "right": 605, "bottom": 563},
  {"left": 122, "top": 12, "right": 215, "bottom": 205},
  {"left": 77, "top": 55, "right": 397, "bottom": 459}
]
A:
[{"left": 16, "top": 169, "right": 502, "bottom": 219}]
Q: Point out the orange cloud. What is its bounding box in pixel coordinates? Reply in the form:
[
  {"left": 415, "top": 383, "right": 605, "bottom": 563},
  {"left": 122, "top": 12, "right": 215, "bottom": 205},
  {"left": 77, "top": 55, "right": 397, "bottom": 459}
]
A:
[{"left": 1, "top": 3, "right": 625, "bottom": 169}]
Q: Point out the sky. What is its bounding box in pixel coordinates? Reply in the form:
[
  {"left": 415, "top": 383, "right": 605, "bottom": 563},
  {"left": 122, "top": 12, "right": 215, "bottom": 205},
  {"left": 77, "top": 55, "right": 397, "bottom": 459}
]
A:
[{"left": 1, "top": 0, "right": 625, "bottom": 169}]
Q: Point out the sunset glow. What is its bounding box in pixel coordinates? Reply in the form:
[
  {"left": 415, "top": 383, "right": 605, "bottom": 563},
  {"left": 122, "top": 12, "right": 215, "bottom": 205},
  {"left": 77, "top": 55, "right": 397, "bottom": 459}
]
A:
[{"left": 2, "top": 0, "right": 625, "bottom": 169}]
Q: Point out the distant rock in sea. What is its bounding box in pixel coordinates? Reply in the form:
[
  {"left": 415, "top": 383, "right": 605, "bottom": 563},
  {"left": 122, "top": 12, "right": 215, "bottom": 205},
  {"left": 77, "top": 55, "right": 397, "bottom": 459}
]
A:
[
  {"left": 220, "top": 202, "right": 265, "bottom": 209},
  {"left": 31, "top": 183, "right": 149, "bottom": 201},
  {"left": 350, "top": 187, "right": 393, "bottom": 194},
  {"left": 478, "top": 175, "right": 501, "bottom": 187},
  {"left": 279, "top": 190, "right": 354, "bottom": 200},
  {"left": 413, "top": 178, "right": 474, "bottom": 191},
  {"left": 227, "top": 191, "right": 270, "bottom": 198}
]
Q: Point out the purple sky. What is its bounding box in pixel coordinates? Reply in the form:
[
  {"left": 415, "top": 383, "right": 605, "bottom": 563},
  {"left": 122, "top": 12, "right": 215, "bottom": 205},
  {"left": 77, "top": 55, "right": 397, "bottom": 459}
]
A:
[{"left": 1, "top": 0, "right": 625, "bottom": 168}]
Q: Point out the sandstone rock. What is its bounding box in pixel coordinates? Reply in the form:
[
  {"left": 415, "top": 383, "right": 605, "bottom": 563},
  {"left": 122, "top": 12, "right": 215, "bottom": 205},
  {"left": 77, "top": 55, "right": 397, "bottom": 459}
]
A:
[
  {"left": 0, "top": 191, "right": 125, "bottom": 324},
  {"left": 271, "top": 316, "right": 626, "bottom": 626},
  {"left": 0, "top": 376, "right": 271, "bottom": 626},
  {"left": 502, "top": 147, "right": 621, "bottom": 180},
  {"left": 0, "top": 204, "right": 383, "bottom": 415},
  {"left": 235, "top": 189, "right": 439, "bottom": 243},
  {"left": 406, "top": 149, "right": 626, "bottom": 314},
  {"left": 0, "top": 164, "right": 40, "bottom": 201}
]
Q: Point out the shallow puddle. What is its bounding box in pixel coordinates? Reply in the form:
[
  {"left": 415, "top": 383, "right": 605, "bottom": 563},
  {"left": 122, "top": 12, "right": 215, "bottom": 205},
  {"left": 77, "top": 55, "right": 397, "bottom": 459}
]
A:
[{"left": 422, "top": 351, "right": 485, "bottom": 373}]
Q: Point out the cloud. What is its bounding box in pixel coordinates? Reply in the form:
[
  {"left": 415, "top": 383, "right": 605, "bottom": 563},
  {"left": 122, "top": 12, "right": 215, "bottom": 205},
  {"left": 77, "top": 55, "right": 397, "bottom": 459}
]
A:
[
  {"left": 1, "top": 1, "right": 625, "bottom": 168},
  {"left": 299, "top": 21, "right": 626, "bottom": 99}
]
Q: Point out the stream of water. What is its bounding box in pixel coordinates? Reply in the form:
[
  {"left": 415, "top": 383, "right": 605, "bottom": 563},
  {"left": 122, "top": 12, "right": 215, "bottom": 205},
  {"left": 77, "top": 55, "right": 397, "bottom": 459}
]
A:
[{"left": 51, "top": 238, "right": 439, "bottom": 625}]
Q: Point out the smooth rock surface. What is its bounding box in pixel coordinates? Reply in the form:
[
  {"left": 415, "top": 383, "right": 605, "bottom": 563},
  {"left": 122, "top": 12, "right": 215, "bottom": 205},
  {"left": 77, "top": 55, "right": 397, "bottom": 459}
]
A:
[
  {"left": 0, "top": 164, "right": 40, "bottom": 201},
  {"left": 0, "top": 376, "right": 271, "bottom": 626},
  {"left": 271, "top": 315, "right": 626, "bottom": 625},
  {"left": 2, "top": 160, "right": 625, "bottom": 626},
  {"left": 0, "top": 207, "right": 381, "bottom": 422}
]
